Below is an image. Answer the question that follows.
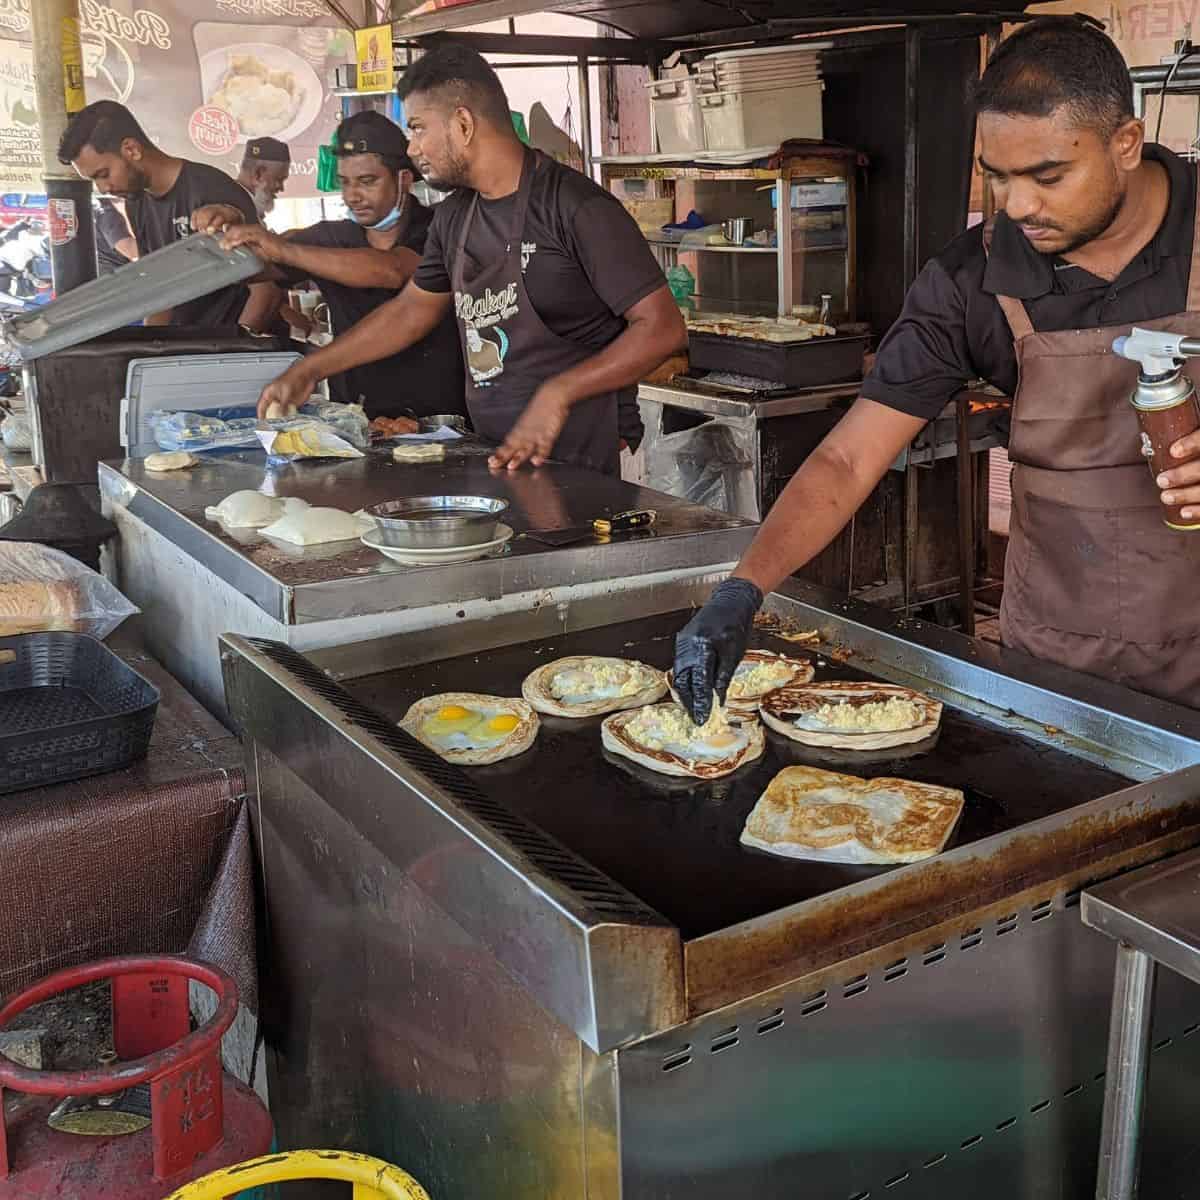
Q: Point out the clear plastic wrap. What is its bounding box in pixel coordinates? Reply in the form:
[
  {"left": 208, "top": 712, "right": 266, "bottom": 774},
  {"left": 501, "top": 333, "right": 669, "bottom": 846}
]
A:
[
  {"left": 0, "top": 413, "right": 32, "bottom": 452},
  {"left": 0, "top": 541, "right": 138, "bottom": 640},
  {"left": 148, "top": 400, "right": 370, "bottom": 454}
]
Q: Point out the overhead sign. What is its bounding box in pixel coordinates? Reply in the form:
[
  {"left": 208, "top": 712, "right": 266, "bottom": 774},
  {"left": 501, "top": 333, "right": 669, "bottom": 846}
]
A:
[
  {"left": 0, "top": 0, "right": 356, "bottom": 197},
  {"left": 354, "top": 23, "right": 393, "bottom": 92}
]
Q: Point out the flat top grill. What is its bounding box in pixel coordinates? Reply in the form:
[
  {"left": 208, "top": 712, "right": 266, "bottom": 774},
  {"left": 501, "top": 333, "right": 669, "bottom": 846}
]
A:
[{"left": 347, "top": 610, "right": 1130, "bottom": 940}]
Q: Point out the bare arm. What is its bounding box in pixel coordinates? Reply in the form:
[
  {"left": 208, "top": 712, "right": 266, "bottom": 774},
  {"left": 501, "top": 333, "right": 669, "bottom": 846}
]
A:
[
  {"left": 114, "top": 235, "right": 138, "bottom": 261},
  {"left": 221, "top": 224, "right": 420, "bottom": 291},
  {"left": 736, "top": 398, "right": 927, "bottom": 592},
  {"left": 238, "top": 281, "right": 284, "bottom": 334},
  {"left": 491, "top": 286, "right": 687, "bottom": 469},
  {"left": 256, "top": 282, "right": 453, "bottom": 417}
]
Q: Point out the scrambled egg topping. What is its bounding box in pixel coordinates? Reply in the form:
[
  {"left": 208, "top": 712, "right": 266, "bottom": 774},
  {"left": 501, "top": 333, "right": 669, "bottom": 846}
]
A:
[
  {"left": 626, "top": 699, "right": 739, "bottom": 754},
  {"left": 729, "top": 660, "right": 795, "bottom": 698},
  {"left": 550, "top": 661, "right": 648, "bottom": 699},
  {"left": 809, "top": 697, "right": 922, "bottom": 732}
]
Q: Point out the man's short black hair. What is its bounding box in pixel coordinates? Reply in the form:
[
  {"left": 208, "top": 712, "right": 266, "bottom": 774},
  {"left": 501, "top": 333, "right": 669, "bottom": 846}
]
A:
[
  {"left": 397, "top": 44, "right": 512, "bottom": 131},
  {"left": 58, "top": 100, "right": 150, "bottom": 165},
  {"left": 974, "top": 17, "right": 1134, "bottom": 139}
]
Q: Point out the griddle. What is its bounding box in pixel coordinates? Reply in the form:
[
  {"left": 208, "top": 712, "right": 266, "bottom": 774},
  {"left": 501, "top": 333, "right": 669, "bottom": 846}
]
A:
[{"left": 346, "top": 610, "right": 1130, "bottom": 941}]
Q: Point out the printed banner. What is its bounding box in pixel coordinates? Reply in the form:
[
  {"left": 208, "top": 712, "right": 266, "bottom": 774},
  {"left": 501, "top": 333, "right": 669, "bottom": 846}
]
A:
[
  {"left": 0, "top": 0, "right": 358, "bottom": 196},
  {"left": 355, "top": 22, "right": 392, "bottom": 92}
]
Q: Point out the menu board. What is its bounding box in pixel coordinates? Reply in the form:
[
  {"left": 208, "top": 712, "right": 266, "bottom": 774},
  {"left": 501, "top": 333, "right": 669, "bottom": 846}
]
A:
[{"left": 0, "top": 0, "right": 357, "bottom": 197}]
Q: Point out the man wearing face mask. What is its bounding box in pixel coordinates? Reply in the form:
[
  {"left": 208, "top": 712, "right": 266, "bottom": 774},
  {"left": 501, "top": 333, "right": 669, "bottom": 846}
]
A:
[
  {"left": 214, "top": 112, "right": 465, "bottom": 421},
  {"left": 236, "top": 137, "right": 291, "bottom": 219},
  {"left": 254, "top": 45, "right": 683, "bottom": 474}
]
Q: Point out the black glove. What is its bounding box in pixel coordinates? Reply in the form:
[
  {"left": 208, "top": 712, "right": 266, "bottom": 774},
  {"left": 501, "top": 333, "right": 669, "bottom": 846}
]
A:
[{"left": 673, "top": 577, "right": 764, "bottom": 725}]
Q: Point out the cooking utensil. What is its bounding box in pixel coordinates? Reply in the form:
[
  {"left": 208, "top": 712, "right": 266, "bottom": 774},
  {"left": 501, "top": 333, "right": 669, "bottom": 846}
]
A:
[
  {"left": 419, "top": 414, "right": 469, "bottom": 434},
  {"left": 525, "top": 509, "right": 657, "bottom": 547},
  {"left": 366, "top": 495, "right": 510, "bottom": 550},
  {"left": 722, "top": 217, "right": 754, "bottom": 245}
]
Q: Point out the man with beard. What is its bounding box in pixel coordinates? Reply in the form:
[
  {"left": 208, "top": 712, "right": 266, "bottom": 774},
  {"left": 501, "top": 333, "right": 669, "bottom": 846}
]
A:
[
  {"left": 236, "top": 137, "right": 291, "bottom": 219},
  {"left": 254, "top": 45, "right": 682, "bottom": 474},
  {"left": 673, "top": 16, "right": 1200, "bottom": 720},
  {"left": 57, "top": 100, "right": 273, "bottom": 329},
  {"left": 214, "top": 112, "right": 465, "bottom": 422}
]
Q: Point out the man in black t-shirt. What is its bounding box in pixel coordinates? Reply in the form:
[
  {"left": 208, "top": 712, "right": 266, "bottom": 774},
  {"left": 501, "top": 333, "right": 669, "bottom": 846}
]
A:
[
  {"left": 255, "top": 46, "right": 683, "bottom": 473},
  {"left": 58, "top": 100, "right": 273, "bottom": 329},
  {"left": 214, "top": 113, "right": 464, "bottom": 421}
]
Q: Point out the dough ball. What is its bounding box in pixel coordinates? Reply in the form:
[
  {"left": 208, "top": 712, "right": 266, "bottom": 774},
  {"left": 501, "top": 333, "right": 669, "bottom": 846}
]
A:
[
  {"left": 261, "top": 506, "right": 365, "bottom": 546},
  {"left": 144, "top": 451, "right": 198, "bottom": 472},
  {"left": 393, "top": 443, "right": 446, "bottom": 463},
  {"left": 265, "top": 401, "right": 296, "bottom": 421},
  {"left": 204, "top": 490, "right": 308, "bottom": 529}
]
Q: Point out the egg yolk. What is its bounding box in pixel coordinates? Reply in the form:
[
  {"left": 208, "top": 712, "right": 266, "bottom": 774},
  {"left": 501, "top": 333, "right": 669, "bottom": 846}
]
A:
[
  {"left": 438, "top": 705, "right": 473, "bottom": 721},
  {"left": 487, "top": 713, "right": 520, "bottom": 734}
]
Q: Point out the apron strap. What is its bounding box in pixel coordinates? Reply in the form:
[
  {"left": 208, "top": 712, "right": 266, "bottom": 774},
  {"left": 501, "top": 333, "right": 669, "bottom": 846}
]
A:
[
  {"left": 995, "top": 293, "right": 1035, "bottom": 341},
  {"left": 1187, "top": 164, "right": 1200, "bottom": 310}
]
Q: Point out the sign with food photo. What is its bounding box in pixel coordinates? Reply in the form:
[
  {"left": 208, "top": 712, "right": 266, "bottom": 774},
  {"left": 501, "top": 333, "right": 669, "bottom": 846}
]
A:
[{"left": 0, "top": 0, "right": 355, "bottom": 197}]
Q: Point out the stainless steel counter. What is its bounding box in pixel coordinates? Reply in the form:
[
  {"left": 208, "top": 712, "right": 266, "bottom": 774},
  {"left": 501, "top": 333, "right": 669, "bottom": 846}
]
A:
[
  {"left": 100, "top": 443, "right": 755, "bottom": 717},
  {"left": 222, "top": 574, "right": 1200, "bottom": 1199}
]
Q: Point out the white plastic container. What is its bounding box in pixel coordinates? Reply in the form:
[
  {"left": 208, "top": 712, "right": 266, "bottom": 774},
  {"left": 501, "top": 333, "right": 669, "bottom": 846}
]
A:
[
  {"left": 700, "top": 80, "right": 824, "bottom": 151},
  {"left": 647, "top": 76, "right": 706, "bottom": 155}
]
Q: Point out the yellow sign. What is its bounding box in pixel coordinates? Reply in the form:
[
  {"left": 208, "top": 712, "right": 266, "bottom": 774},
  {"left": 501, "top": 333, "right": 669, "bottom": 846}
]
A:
[
  {"left": 61, "top": 17, "right": 86, "bottom": 115},
  {"left": 355, "top": 24, "right": 393, "bottom": 93}
]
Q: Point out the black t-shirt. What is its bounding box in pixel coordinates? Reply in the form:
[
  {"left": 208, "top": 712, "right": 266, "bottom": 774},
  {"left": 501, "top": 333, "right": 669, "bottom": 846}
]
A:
[
  {"left": 862, "top": 144, "right": 1198, "bottom": 433},
  {"left": 126, "top": 160, "right": 257, "bottom": 328},
  {"left": 415, "top": 156, "right": 666, "bottom": 437},
  {"left": 281, "top": 200, "right": 466, "bottom": 420},
  {"left": 94, "top": 201, "right": 132, "bottom": 275}
]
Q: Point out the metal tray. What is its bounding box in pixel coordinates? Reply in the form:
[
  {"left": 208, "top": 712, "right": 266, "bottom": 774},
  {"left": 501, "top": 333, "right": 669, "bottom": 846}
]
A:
[
  {"left": 0, "top": 633, "right": 159, "bottom": 794},
  {"left": 688, "top": 331, "right": 869, "bottom": 386}
]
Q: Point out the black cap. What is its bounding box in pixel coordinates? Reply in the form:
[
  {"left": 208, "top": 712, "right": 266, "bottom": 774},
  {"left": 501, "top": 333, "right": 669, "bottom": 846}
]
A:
[
  {"left": 245, "top": 136, "right": 290, "bottom": 164},
  {"left": 333, "top": 111, "right": 420, "bottom": 178}
]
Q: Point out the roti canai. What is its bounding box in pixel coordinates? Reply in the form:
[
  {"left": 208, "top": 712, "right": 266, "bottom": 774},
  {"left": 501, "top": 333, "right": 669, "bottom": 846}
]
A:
[
  {"left": 669, "top": 648, "right": 814, "bottom": 717},
  {"left": 602, "top": 699, "right": 764, "bottom": 780},
  {"left": 761, "top": 681, "right": 941, "bottom": 750},
  {"left": 522, "top": 655, "right": 666, "bottom": 718},
  {"left": 741, "top": 764, "right": 964, "bottom": 864},
  {"left": 400, "top": 692, "right": 539, "bottom": 766}
]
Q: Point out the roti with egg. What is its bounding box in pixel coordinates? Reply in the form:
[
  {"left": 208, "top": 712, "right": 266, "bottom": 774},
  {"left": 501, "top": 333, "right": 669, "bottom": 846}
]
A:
[
  {"left": 602, "top": 700, "right": 764, "bottom": 780},
  {"left": 522, "top": 655, "right": 667, "bottom": 718},
  {"left": 400, "top": 692, "right": 539, "bottom": 766},
  {"left": 741, "top": 764, "right": 964, "bottom": 864},
  {"left": 668, "top": 649, "right": 814, "bottom": 717},
  {"left": 761, "top": 681, "right": 941, "bottom": 750}
]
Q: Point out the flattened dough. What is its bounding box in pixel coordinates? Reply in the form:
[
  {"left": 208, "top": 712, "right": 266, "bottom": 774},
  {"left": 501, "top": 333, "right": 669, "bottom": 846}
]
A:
[
  {"left": 144, "top": 451, "right": 198, "bottom": 472},
  {"left": 261, "top": 506, "right": 368, "bottom": 546},
  {"left": 393, "top": 443, "right": 446, "bottom": 463}
]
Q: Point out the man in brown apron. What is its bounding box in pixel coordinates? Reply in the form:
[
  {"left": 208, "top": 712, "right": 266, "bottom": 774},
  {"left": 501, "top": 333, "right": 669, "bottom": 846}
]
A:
[
  {"left": 257, "top": 45, "right": 684, "bottom": 475},
  {"left": 675, "top": 16, "right": 1200, "bottom": 722}
]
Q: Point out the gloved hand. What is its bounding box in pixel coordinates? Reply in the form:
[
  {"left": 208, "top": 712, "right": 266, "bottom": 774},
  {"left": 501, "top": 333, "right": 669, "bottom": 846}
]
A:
[{"left": 673, "top": 577, "right": 764, "bottom": 725}]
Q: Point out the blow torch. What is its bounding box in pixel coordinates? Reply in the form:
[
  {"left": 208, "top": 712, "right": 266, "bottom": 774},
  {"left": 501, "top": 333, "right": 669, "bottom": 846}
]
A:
[{"left": 1113, "top": 327, "right": 1200, "bottom": 529}]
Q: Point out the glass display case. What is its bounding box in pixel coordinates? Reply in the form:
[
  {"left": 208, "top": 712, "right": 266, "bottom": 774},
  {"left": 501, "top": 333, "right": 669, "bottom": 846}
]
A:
[{"left": 600, "top": 148, "right": 859, "bottom": 322}]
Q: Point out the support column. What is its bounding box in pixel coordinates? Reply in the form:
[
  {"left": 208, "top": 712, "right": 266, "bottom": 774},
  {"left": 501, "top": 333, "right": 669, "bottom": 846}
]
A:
[{"left": 31, "top": 0, "right": 95, "bottom": 294}]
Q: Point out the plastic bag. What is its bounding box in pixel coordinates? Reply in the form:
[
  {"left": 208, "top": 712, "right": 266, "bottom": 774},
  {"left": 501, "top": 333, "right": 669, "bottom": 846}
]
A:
[
  {"left": 0, "top": 412, "right": 31, "bottom": 451},
  {"left": 148, "top": 401, "right": 369, "bottom": 454},
  {"left": 0, "top": 541, "right": 137, "bottom": 640},
  {"left": 255, "top": 422, "right": 364, "bottom": 464}
]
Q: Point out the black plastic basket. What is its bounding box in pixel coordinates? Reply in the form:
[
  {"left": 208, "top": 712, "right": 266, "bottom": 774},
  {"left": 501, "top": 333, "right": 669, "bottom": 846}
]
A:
[{"left": 0, "top": 633, "right": 160, "bottom": 794}]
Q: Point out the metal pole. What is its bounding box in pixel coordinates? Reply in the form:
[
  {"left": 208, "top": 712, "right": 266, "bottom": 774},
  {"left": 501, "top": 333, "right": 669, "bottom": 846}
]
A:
[
  {"left": 1096, "top": 944, "right": 1157, "bottom": 1200},
  {"left": 901, "top": 25, "right": 922, "bottom": 615},
  {"left": 577, "top": 54, "right": 593, "bottom": 179},
  {"left": 956, "top": 394, "right": 976, "bottom": 636},
  {"left": 31, "top": 0, "right": 95, "bottom": 294}
]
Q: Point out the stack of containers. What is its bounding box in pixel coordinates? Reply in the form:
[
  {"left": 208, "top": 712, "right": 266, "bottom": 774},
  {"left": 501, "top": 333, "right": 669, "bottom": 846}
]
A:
[
  {"left": 694, "top": 43, "right": 830, "bottom": 151},
  {"left": 646, "top": 73, "right": 707, "bottom": 155}
]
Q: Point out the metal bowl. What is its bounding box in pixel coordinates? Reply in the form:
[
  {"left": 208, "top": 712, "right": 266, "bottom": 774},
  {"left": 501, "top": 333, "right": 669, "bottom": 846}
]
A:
[
  {"left": 722, "top": 217, "right": 754, "bottom": 245},
  {"left": 419, "top": 413, "right": 469, "bottom": 434},
  {"left": 366, "top": 495, "right": 509, "bottom": 549}
]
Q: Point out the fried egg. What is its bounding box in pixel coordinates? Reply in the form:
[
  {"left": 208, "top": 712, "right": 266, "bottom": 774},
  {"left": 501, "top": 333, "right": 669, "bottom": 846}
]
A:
[
  {"left": 795, "top": 697, "right": 923, "bottom": 733},
  {"left": 624, "top": 700, "right": 749, "bottom": 761},
  {"left": 420, "top": 704, "right": 522, "bottom": 751},
  {"left": 549, "top": 659, "right": 657, "bottom": 705},
  {"left": 728, "top": 658, "right": 799, "bottom": 700}
]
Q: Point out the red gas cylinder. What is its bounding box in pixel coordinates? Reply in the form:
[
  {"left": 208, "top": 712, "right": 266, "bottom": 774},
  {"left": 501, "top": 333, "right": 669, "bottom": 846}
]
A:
[{"left": 0, "top": 955, "right": 273, "bottom": 1198}]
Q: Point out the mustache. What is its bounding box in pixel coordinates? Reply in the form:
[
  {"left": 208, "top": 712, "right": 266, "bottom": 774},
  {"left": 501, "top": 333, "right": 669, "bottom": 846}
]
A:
[{"left": 1015, "top": 218, "right": 1063, "bottom": 231}]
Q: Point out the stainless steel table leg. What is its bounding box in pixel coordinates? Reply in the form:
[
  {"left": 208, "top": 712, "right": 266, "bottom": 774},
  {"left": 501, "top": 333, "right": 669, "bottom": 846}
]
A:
[{"left": 1097, "top": 943, "right": 1158, "bottom": 1200}]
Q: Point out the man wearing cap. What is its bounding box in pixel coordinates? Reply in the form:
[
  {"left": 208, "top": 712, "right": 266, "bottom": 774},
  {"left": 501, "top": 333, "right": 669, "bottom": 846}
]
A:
[
  {"left": 237, "top": 137, "right": 291, "bottom": 219},
  {"left": 212, "top": 112, "right": 465, "bottom": 421},
  {"left": 251, "top": 46, "right": 682, "bottom": 473}
]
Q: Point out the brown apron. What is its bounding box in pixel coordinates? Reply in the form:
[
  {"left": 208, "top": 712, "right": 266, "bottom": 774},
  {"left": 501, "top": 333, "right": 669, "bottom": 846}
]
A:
[{"left": 994, "top": 194, "right": 1200, "bottom": 706}]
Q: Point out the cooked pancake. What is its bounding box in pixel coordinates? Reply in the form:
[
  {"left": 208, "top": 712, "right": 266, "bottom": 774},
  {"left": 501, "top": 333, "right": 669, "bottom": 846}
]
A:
[
  {"left": 741, "top": 765, "right": 964, "bottom": 864},
  {"left": 522, "top": 655, "right": 667, "bottom": 718},
  {"left": 602, "top": 699, "right": 765, "bottom": 780},
  {"left": 400, "top": 692, "right": 538, "bottom": 766},
  {"left": 668, "top": 649, "right": 814, "bottom": 717},
  {"left": 761, "top": 681, "right": 941, "bottom": 750}
]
